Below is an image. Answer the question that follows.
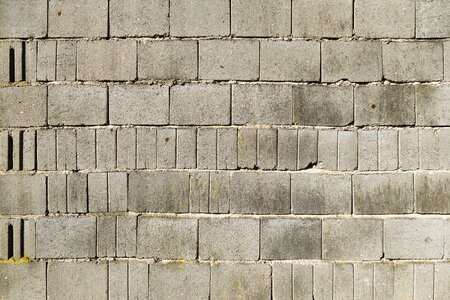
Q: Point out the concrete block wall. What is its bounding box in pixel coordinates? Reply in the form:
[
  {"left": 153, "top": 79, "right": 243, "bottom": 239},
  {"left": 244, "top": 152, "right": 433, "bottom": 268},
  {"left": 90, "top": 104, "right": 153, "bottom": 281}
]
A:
[{"left": 0, "top": 0, "right": 449, "bottom": 298}]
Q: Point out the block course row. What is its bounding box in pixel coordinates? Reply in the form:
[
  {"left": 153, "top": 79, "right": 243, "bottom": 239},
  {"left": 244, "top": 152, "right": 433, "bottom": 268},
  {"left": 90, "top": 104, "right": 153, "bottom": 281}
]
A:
[
  {"left": 1, "top": 84, "right": 450, "bottom": 128},
  {"left": 3, "top": 260, "right": 450, "bottom": 300},
  {"left": 2, "top": 40, "right": 449, "bottom": 83},
  {"left": 7, "top": 215, "right": 450, "bottom": 261},
  {"left": 2, "top": 0, "right": 449, "bottom": 38},
  {"left": 1, "top": 171, "right": 449, "bottom": 215}
]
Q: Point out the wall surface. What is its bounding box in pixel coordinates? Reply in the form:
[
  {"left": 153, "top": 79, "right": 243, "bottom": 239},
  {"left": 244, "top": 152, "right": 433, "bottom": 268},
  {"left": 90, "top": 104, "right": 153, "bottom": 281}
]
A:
[{"left": 0, "top": 0, "right": 449, "bottom": 299}]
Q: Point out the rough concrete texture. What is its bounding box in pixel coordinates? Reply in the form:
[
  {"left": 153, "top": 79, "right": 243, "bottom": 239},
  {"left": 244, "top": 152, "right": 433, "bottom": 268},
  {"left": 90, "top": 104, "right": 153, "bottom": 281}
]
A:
[
  {"left": 0, "top": 0, "right": 47, "bottom": 38},
  {"left": 416, "top": 85, "right": 450, "bottom": 126},
  {"left": 416, "top": 0, "right": 450, "bottom": 38}
]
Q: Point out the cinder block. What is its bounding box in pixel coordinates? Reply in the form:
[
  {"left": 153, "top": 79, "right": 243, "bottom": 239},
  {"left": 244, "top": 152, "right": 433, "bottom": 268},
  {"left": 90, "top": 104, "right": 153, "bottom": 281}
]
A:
[
  {"left": 56, "top": 41, "right": 77, "bottom": 81},
  {"left": 37, "top": 129, "right": 56, "bottom": 170},
  {"left": 171, "top": 0, "right": 229, "bottom": 36},
  {"left": 24, "top": 219, "right": 36, "bottom": 260},
  {"left": 318, "top": 130, "right": 337, "bottom": 170},
  {"left": 48, "top": 0, "right": 108, "bottom": 37},
  {"left": 176, "top": 128, "right": 196, "bottom": 169},
  {"left": 419, "top": 129, "right": 439, "bottom": 170},
  {"left": 232, "top": 84, "right": 292, "bottom": 125},
  {"left": 322, "top": 218, "right": 383, "bottom": 260},
  {"left": 110, "top": 0, "right": 168, "bottom": 36},
  {"left": 211, "top": 264, "right": 271, "bottom": 300},
  {"left": 217, "top": 128, "right": 237, "bottom": 170},
  {"left": 298, "top": 129, "right": 318, "bottom": 170},
  {"left": 0, "top": 86, "right": 47, "bottom": 127},
  {"left": 199, "top": 41, "right": 259, "bottom": 80},
  {"left": 116, "top": 128, "right": 136, "bottom": 169},
  {"left": 399, "top": 128, "right": 419, "bottom": 170},
  {"left": 434, "top": 263, "right": 450, "bottom": 299},
  {"left": 354, "top": 0, "right": 415, "bottom": 38},
  {"left": 56, "top": 129, "right": 76, "bottom": 171},
  {"left": 97, "top": 216, "right": 116, "bottom": 257},
  {"left": 209, "top": 171, "right": 230, "bottom": 213},
  {"left": 0, "top": 131, "right": 8, "bottom": 171},
  {"left": 445, "top": 42, "right": 450, "bottom": 81},
  {"left": 231, "top": 0, "right": 290, "bottom": 36},
  {"left": 414, "top": 263, "right": 434, "bottom": 299},
  {"left": 291, "top": 173, "right": 352, "bottom": 214},
  {"left": 117, "top": 216, "right": 137, "bottom": 257},
  {"left": 322, "top": 41, "right": 382, "bottom": 82},
  {"left": 374, "top": 263, "right": 394, "bottom": 299},
  {"left": 355, "top": 85, "right": 415, "bottom": 126},
  {"left": 293, "top": 264, "right": 313, "bottom": 299},
  {"left": 48, "top": 173, "right": 67, "bottom": 213},
  {"left": 378, "top": 129, "right": 399, "bottom": 171},
  {"left": 277, "top": 129, "right": 297, "bottom": 170},
  {"left": 0, "top": 0, "right": 47, "bottom": 38},
  {"left": 384, "top": 219, "right": 444, "bottom": 259},
  {"left": 292, "top": 0, "right": 352, "bottom": 37},
  {"left": 137, "top": 217, "right": 197, "bottom": 259},
  {"left": 415, "top": 172, "right": 450, "bottom": 213},
  {"left": 36, "top": 216, "right": 96, "bottom": 258},
  {"left": 87, "top": 173, "right": 107, "bottom": 212},
  {"left": 237, "top": 128, "right": 257, "bottom": 169},
  {"left": 416, "top": 85, "right": 450, "bottom": 126},
  {"left": 0, "top": 41, "right": 24, "bottom": 83},
  {"left": 354, "top": 264, "right": 374, "bottom": 300},
  {"left": 358, "top": 130, "right": 378, "bottom": 171},
  {"left": 313, "top": 263, "right": 333, "bottom": 299},
  {"left": 67, "top": 172, "right": 88, "bottom": 213},
  {"left": 96, "top": 128, "right": 116, "bottom": 170},
  {"left": 446, "top": 221, "right": 450, "bottom": 258},
  {"left": 199, "top": 218, "right": 259, "bottom": 260},
  {"left": 76, "top": 128, "right": 96, "bottom": 170},
  {"left": 136, "top": 128, "right": 157, "bottom": 169},
  {"left": 170, "top": 84, "right": 231, "bottom": 125},
  {"left": 11, "top": 218, "right": 22, "bottom": 260},
  {"left": 438, "top": 128, "right": 450, "bottom": 169},
  {"left": 110, "top": 85, "right": 169, "bottom": 125},
  {"left": 47, "top": 262, "right": 108, "bottom": 300},
  {"left": 11, "top": 131, "right": 21, "bottom": 171},
  {"left": 261, "top": 218, "right": 321, "bottom": 259},
  {"left": 272, "top": 264, "right": 292, "bottom": 300},
  {"left": 293, "top": 85, "right": 353, "bottom": 126},
  {"left": 337, "top": 131, "right": 357, "bottom": 171},
  {"left": 77, "top": 40, "right": 137, "bottom": 80},
  {"left": 260, "top": 41, "right": 320, "bottom": 81},
  {"left": 353, "top": 173, "right": 414, "bottom": 214},
  {"left": 393, "top": 263, "right": 414, "bottom": 300},
  {"left": 138, "top": 40, "right": 197, "bottom": 80},
  {"left": 26, "top": 41, "right": 38, "bottom": 82},
  {"left": 128, "top": 171, "right": 189, "bottom": 212},
  {"left": 189, "top": 171, "right": 209, "bottom": 213},
  {"left": 108, "top": 172, "right": 128, "bottom": 212},
  {"left": 48, "top": 85, "right": 107, "bottom": 125},
  {"left": 197, "top": 128, "right": 217, "bottom": 170},
  {"left": 108, "top": 262, "right": 128, "bottom": 300},
  {"left": 334, "top": 263, "right": 354, "bottom": 299},
  {"left": 156, "top": 128, "right": 176, "bottom": 169},
  {"left": 416, "top": 0, "right": 450, "bottom": 38},
  {"left": 0, "top": 263, "right": 46, "bottom": 300},
  {"left": 23, "top": 130, "right": 36, "bottom": 171},
  {"left": 37, "top": 41, "right": 56, "bottom": 81},
  {"left": 149, "top": 263, "right": 210, "bottom": 299},
  {"left": 0, "top": 174, "right": 46, "bottom": 215},
  {"left": 128, "top": 262, "right": 148, "bottom": 298},
  {"left": 257, "top": 129, "right": 277, "bottom": 170},
  {"left": 383, "top": 42, "right": 443, "bottom": 81},
  {"left": 230, "top": 172, "right": 290, "bottom": 214}
]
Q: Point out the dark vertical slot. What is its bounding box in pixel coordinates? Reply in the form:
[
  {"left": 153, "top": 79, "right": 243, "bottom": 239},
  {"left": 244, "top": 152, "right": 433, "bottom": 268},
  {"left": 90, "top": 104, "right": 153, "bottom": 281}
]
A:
[
  {"left": 20, "top": 220, "right": 24, "bottom": 257},
  {"left": 7, "top": 134, "right": 13, "bottom": 170},
  {"left": 7, "top": 224, "right": 13, "bottom": 259},
  {"left": 9, "top": 48, "right": 15, "bottom": 82},
  {"left": 21, "top": 42, "right": 26, "bottom": 82},
  {"left": 18, "top": 131, "right": 24, "bottom": 170}
]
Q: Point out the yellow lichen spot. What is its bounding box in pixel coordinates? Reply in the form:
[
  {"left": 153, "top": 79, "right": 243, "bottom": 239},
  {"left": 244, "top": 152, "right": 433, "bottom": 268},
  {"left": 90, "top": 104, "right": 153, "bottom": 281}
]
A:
[
  {"left": 0, "top": 257, "right": 30, "bottom": 264},
  {"left": 17, "top": 81, "right": 28, "bottom": 86}
]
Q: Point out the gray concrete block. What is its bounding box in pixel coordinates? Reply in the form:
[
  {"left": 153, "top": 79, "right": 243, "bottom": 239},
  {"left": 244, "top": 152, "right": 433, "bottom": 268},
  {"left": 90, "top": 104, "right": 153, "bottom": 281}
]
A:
[
  {"left": 231, "top": 0, "right": 290, "bottom": 36},
  {"left": 445, "top": 42, "right": 450, "bottom": 81},
  {"left": 393, "top": 263, "right": 414, "bottom": 300},
  {"left": 277, "top": 129, "right": 297, "bottom": 171},
  {"left": 313, "top": 263, "right": 333, "bottom": 300},
  {"left": 110, "top": 84, "right": 169, "bottom": 125},
  {"left": 76, "top": 128, "right": 96, "bottom": 170},
  {"left": 138, "top": 41, "right": 197, "bottom": 80},
  {"left": 354, "top": 0, "right": 415, "bottom": 38},
  {"left": 37, "top": 41, "right": 56, "bottom": 81},
  {"left": 37, "top": 129, "right": 56, "bottom": 170},
  {"left": 272, "top": 264, "right": 292, "bottom": 300},
  {"left": 26, "top": 41, "right": 38, "bottom": 82},
  {"left": 211, "top": 263, "right": 271, "bottom": 300},
  {"left": 48, "top": 0, "right": 108, "bottom": 37},
  {"left": 0, "top": 263, "right": 46, "bottom": 300},
  {"left": 416, "top": 85, "right": 450, "bottom": 126},
  {"left": 47, "top": 262, "right": 107, "bottom": 300},
  {"left": 0, "top": 219, "right": 8, "bottom": 259},
  {"left": 128, "top": 262, "right": 148, "bottom": 298},
  {"left": 77, "top": 40, "right": 136, "bottom": 80},
  {"left": 56, "top": 41, "right": 76, "bottom": 81},
  {"left": 323, "top": 218, "right": 383, "bottom": 260},
  {"left": 318, "top": 130, "right": 337, "bottom": 170},
  {"left": 96, "top": 128, "right": 116, "bottom": 170},
  {"left": 10, "top": 131, "right": 21, "bottom": 171},
  {"left": 355, "top": 85, "right": 415, "bottom": 126},
  {"left": 292, "top": 0, "right": 352, "bottom": 37},
  {"left": 358, "top": 130, "right": 378, "bottom": 171},
  {"left": 110, "top": 0, "right": 169, "bottom": 36},
  {"left": 189, "top": 171, "right": 209, "bottom": 213},
  {"left": 48, "top": 173, "right": 67, "bottom": 213},
  {"left": 199, "top": 217, "right": 259, "bottom": 260},
  {"left": 415, "top": 172, "right": 450, "bottom": 213},
  {"left": 217, "top": 128, "right": 238, "bottom": 170},
  {"left": 261, "top": 218, "right": 321, "bottom": 259},
  {"left": 383, "top": 42, "right": 443, "bottom": 81},
  {"left": 291, "top": 173, "right": 352, "bottom": 214},
  {"left": 374, "top": 263, "right": 394, "bottom": 300},
  {"left": 128, "top": 171, "right": 189, "bottom": 212},
  {"left": 176, "top": 128, "right": 196, "bottom": 169},
  {"left": 293, "top": 264, "right": 313, "bottom": 299},
  {"left": 257, "top": 129, "right": 277, "bottom": 170},
  {"left": 24, "top": 219, "right": 36, "bottom": 260},
  {"left": 414, "top": 263, "right": 434, "bottom": 300},
  {"left": 171, "top": 0, "right": 229, "bottom": 36},
  {"left": 97, "top": 216, "right": 116, "bottom": 257},
  {"left": 88, "top": 173, "right": 107, "bottom": 212},
  {"left": 11, "top": 218, "right": 22, "bottom": 260},
  {"left": 116, "top": 216, "right": 137, "bottom": 257},
  {"left": 48, "top": 85, "right": 107, "bottom": 125},
  {"left": 338, "top": 131, "right": 357, "bottom": 171},
  {"left": 0, "top": 131, "right": 7, "bottom": 171},
  {"left": 232, "top": 84, "right": 292, "bottom": 125},
  {"left": 354, "top": 263, "right": 374, "bottom": 300},
  {"left": 0, "top": 42, "right": 24, "bottom": 83},
  {"left": 230, "top": 172, "right": 290, "bottom": 214},
  {"left": 0, "top": 174, "right": 46, "bottom": 215},
  {"left": 23, "top": 130, "right": 36, "bottom": 171},
  {"left": 199, "top": 41, "right": 259, "bottom": 80},
  {"left": 353, "top": 173, "right": 414, "bottom": 214},
  {"left": 438, "top": 128, "right": 450, "bottom": 169},
  {"left": 260, "top": 41, "right": 320, "bottom": 81},
  {"left": 108, "top": 262, "right": 128, "bottom": 300},
  {"left": 36, "top": 216, "right": 96, "bottom": 258},
  {"left": 420, "top": 129, "right": 441, "bottom": 169},
  {"left": 136, "top": 128, "right": 157, "bottom": 169},
  {"left": 156, "top": 128, "right": 176, "bottom": 169},
  {"left": 108, "top": 172, "right": 128, "bottom": 212},
  {"left": 334, "top": 263, "right": 354, "bottom": 300},
  {"left": 197, "top": 128, "right": 217, "bottom": 170},
  {"left": 137, "top": 216, "right": 197, "bottom": 259},
  {"left": 149, "top": 262, "right": 210, "bottom": 299},
  {"left": 56, "top": 129, "right": 76, "bottom": 171},
  {"left": 116, "top": 127, "right": 136, "bottom": 169},
  {"left": 0, "top": 86, "right": 47, "bottom": 127},
  {"left": 434, "top": 263, "right": 450, "bottom": 300},
  {"left": 399, "top": 128, "right": 419, "bottom": 170},
  {"left": 67, "top": 172, "right": 88, "bottom": 213},
  {"left": 293, "top": 85, "right": 353, "bottom": 126},
  {"left": 322, "top": 41, "right": 382, "bottom": 82},
  {"left": 170, "top": 84, "right": 231, "bottom": 125},
  {"left": 416, "top": 0, "right": 450, "bottom": 38},
  {"left": 0, "top": 43, "right": 10, "bottom": 82},
  {"left": 209, "top": 171, "right": 230, "bottom": 213},
  {"left": 378, "top": 129, "right": 399, "bottom": 171},
  {"left": 238, "top": 128, "right": 257, "bottom": 169},
  {"left": 384, "top": 218, "right": 444, "bottom": 259},
  {"left": 298, "top": 129, "right": 318, "bottom": 170},
  {"left": 0, "top": 0, "right": 47, "bottom": 38}
]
